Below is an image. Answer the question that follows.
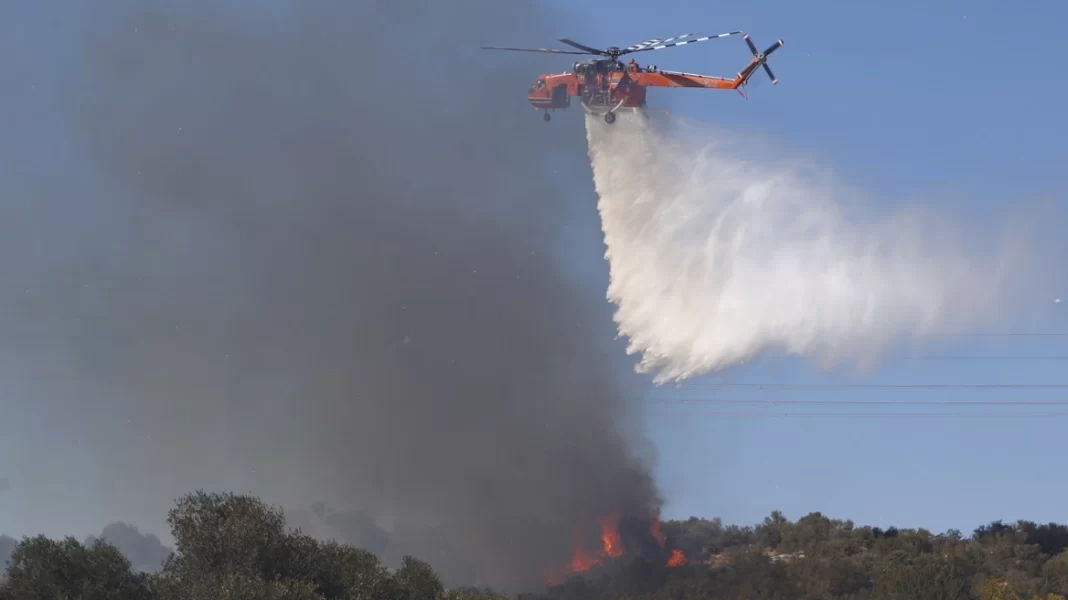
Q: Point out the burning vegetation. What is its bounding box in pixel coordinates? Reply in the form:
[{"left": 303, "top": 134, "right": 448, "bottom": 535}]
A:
[{"left": 545, "top": 513, "right": 688, "bottom": 584}]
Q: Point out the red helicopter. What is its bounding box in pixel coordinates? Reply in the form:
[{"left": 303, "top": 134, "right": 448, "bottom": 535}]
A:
[{"left": 481, "top": 31, "right": 783, "bottom": 123}]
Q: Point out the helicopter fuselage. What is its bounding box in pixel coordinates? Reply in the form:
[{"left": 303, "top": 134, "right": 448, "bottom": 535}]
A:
[{"left": 527, "top": 57, "right": 653, "bottom": 114}]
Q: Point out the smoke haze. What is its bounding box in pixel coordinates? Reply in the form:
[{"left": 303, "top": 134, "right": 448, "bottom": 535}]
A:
[
  {"left": 84, "top": 522, "right": 172, "bottom": 574},
  {"left": 586, "top": 112, "right": 1054, "bottom": 383},
  {"left": 0, "top": 1, "right": 659, "bottom": 590}
]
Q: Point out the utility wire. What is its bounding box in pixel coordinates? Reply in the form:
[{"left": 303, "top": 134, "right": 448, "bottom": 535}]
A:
[
  {"left": 645, "top": 411, "right": 1068, "bottom": 418},
  {"left": 652, "top": 383, "right": 1068, "bottom": 390},
  {"left": 932, "top": 333, "right": 1068, "bottom": 337},
  {"left": 649, "top": 398, "right": 1068, "bottom": 405},
  {"left": 761, "top": 355, "right": 1068, "bottom": 361}
]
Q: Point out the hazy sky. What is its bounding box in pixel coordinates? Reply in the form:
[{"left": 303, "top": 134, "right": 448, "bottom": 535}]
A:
[{"left": 0, "top": 0, "right": 1066, "bottom": 557}]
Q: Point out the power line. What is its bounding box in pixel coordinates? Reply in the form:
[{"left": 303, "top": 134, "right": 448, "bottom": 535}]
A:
[
  {"left": 653, "top": 383, "right": 1068, "bottom": 390},
  {"left": 649, "top": 398, "right": 1068, "bottom": 405},
  {"left": 646, "top": 396, "right": 1068, "bottom": 418},
  {"left": 645, "top": 410, "right": 1068, "bottom": 418},
  {"left": 598, "top": 333, "right": 1068, "bottom": 354},
  {"left": 931, "top": 333, "right": 1068, "bottom": 337},
  {"left": 761, "top": 355, "right": 1068, "bottom": 361}
]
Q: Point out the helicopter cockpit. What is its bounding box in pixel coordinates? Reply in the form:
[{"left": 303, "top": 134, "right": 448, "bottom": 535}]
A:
[
  {"left": 572, "top": 59, "right": 624, "bottom": 74},
  {"left": 527, "top": 78, "right": 546, "bottom": 95}
]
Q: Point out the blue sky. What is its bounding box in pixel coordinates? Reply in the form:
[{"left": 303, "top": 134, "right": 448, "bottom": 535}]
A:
[{"left": 548, "top": 0, "right": 1068, "bottom": 533}]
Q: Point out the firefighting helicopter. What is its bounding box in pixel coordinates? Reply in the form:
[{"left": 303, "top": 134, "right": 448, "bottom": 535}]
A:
[{"left": 481, "top": 30, "right": 783, "bottom": 123}]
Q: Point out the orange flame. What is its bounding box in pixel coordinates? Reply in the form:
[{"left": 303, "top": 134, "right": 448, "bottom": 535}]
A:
[
  {"left": 667, "top": 548, "right": 687, "bottom": 567},
  {"left": 548, "top": 511, "right": 663, "bottom": 585},
  {"left": 599, "top": 516, "right": 623, "bottom": 558},
  {"left": 650, "top": 517, "right": 666, "bottom": 547},
  {"left": 571, "top": 543, "right": 602, "bottom": 572}
]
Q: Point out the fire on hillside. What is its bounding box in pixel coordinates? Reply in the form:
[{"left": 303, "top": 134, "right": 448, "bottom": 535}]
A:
[{"left": 545, "top": 512, "right": 687, "bottom": 585}]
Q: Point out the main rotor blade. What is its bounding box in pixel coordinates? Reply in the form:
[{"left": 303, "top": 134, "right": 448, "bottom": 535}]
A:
[
  {"left": 623, "top": 32, "right": 698, "bottom": 53},
  {"left": 480, "top": 45, "right": 595, "bottom": 55},
  {"left": 628, "top": 30, "right": 742, "bottom": 54},
  {"left": 557, "top": 38, "right": 607, "bottom": 55},
  {"left": 762, "top": 63, "right": 777, "bottom": 84}
]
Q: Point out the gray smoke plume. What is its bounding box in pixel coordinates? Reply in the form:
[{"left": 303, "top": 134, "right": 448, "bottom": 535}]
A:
[
  {"left": 0, "top": 536, "right": 14, "bottom": 573},
  {"left": 0, "top": 0, "right": 659, "bottom": 591},
  {"left": 85, "top": 522, "right": 172, "bottom": 574}
]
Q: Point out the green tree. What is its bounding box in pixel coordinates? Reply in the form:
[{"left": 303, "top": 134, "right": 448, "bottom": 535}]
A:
[
  {"left": 14, "top": 488, "right": 1068, "bottom": 600},
  {"left": 2, "top": 535, "right": 152, "bottom": 600},
  {"left": 163, "top": 490, "right": 289, "bottom": 582},
  {"left": 756, "top": 511, "right": 790, "bottom": 550},
  {"left": 156, "top": 491, "right": 409, "bottom": 600},
  {"left": 292, "top": 537, "right": 400, "bottom": 600},
  {"left": 396, "top": 555, "right": 445, "bottom": 600},
  {"left": 1041, "top": 551, "right": 1068, "bottom": 596},
  {"left": 870, "top": 553, "right": 974, "bottom": 600},
  {"left": 444, "top": 587, "right": 510, "bottom": 600},
  {"left": 981, "top": 577, "right": 1021, "bottom": 600},
  {"left": 152, "top": 571, "right": 323, "bottom": 600}
]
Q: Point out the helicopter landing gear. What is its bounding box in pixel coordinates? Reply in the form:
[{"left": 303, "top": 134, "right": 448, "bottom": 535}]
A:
[
  {"left": 604, "top": 111, "right": 616, "bottom": 124},
  {"left": 543, "top": 111, "right": 551, "bottom": 122}
]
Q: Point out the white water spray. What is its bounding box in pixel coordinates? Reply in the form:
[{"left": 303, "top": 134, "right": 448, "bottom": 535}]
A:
[{"left": 586, "top": 111, "right": 1042, "bottom": 383}]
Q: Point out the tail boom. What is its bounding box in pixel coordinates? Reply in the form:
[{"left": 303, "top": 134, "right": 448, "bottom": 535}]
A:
[
  {"left": 629, "top": 71, "right": 740, "bottom": 90},
  {"left": 633, "top": 33, "right": 783, "bottom": 92}
]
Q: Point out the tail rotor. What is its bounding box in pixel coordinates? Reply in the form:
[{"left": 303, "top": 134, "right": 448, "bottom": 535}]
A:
[{"left": 742, "top": 33, "right": 783, "bottom": 84}]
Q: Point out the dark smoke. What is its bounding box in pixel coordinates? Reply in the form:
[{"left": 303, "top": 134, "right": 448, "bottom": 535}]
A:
[
  {"left": 310, "top": 504, "right": 391, "bottom": 558},
  {"left": 0, "top": 536, "right": 13, "bottom": 573},
  {"left": 3, "top": 0, "right": 660, "bottom": 591},
  {"left": 84, "top": 522, "right": 172, "bottom": 573}
]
